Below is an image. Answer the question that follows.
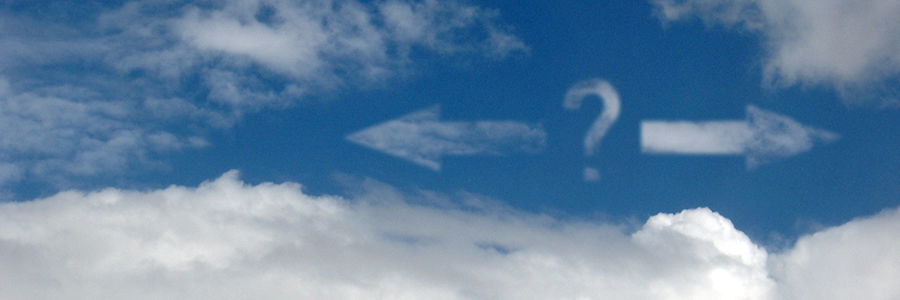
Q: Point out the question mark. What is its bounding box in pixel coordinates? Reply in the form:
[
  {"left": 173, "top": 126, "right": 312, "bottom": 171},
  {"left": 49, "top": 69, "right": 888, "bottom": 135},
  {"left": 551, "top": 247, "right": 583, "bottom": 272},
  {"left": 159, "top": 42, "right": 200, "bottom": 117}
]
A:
[{"left": 563, "top": 78, "right": 621, "bottom": 182}]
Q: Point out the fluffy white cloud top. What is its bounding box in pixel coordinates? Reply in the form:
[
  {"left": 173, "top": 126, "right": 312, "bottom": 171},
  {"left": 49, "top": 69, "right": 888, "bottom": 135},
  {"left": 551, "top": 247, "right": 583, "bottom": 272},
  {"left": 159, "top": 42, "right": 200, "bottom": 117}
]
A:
[
  {"left": 0, "top": 0, "right": 526, "bottom": 188},
  {"left": 1, "top": 171, "right": 897, "bottom": 300},
  {"left": 770, "top": 208, "right": 900, "bottom": 300},
  {"left": 652, "top": 0, "right": 900, "bottom": 104}
]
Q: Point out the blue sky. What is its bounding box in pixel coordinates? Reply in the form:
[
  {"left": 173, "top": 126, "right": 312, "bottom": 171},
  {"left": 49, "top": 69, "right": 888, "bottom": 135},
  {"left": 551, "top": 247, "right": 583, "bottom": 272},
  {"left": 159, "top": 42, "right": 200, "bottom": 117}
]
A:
[{"left": 1, "top": 0, "right": 900, "bottom": 299}]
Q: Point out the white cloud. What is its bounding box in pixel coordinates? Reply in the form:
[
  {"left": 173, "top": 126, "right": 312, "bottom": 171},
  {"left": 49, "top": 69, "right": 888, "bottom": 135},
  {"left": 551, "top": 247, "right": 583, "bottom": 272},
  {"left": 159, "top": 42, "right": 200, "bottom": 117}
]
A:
[
  {"left": 107, "top": 0, "right": 527, "bottom": 107},
  {"left": 2, "top": 171, "right": 895, "bottom": 299},
  {"left": 640, "top": 106, "right": 839, "bottom": 168},
  {"left": 652, "top": 0, "right": 900, "bottom": 104},
  {"left": 583, "top": 167, "right": 602, "bottom": 182},
  {"left": 769, "top": 208, "right": 900, "bottom": 300},
  {"left": 345, "top": 105, "right": 547, "bottom": 171},
  {"left": 0, "top": 78, "right": 207, "bottom": 185},
  {"left": 0, "top": 171, "right": 765, "bottom": 299},
  {"left": 633, "top": 208, "right": 773, "bottom": 300},
  {"left": 743, "top": 106, "right": 839, "bottom": 167},
  {"left": 563, "top": 79, "right": 622, "bottom": 157},
  {"left": 642, "top": 121, "right": 753, "bottom": 154},
  {"left": 0, "top": 0, "right": 526, "bottom": 189}
]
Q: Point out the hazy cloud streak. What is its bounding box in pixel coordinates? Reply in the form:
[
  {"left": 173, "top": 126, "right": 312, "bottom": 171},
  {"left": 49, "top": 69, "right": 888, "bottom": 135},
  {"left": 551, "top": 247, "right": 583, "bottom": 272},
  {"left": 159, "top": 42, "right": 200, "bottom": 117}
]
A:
[
  {"left": 346, "top": 105, "right": 547, "bottom": 171},
  {"left": 0, "top": 0, "right": 526, "bottom": 190}
]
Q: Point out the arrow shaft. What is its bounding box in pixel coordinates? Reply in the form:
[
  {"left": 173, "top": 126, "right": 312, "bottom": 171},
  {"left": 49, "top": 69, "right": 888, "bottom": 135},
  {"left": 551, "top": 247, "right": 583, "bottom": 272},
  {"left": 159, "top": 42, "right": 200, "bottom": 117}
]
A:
[
  {"left": 435, "top": 121, "right": 546, "bottom": 155},
  {"left": 641, "top": 121, "right": 751, "bottom": 154},
  {"left": 346, "top": 105, "right": 546, "bottom": 171}
]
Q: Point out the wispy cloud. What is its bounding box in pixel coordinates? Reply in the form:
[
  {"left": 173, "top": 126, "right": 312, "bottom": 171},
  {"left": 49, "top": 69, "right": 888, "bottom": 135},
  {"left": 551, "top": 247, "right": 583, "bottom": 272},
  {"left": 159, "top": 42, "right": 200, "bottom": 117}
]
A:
[
  {"left": 346, "top": 105, "right": 546, "bottom": 171},
  {"left": 0, "top": 77, "right": 207, "bottom": 186},
  {"left": 651, "top": 0, "right": 900, "bottom": 105},
  {"left": 0, "top": 0, "right": 526, "bottom": 191},
  {"left": 107, "top": 0, "right": 527, "bottom": 107},
  {"left": 743, "top": 106, "right": 840, "bottom": 167},
  {"left": 1, "top": 171, "right": 897, "bottom": 299}
]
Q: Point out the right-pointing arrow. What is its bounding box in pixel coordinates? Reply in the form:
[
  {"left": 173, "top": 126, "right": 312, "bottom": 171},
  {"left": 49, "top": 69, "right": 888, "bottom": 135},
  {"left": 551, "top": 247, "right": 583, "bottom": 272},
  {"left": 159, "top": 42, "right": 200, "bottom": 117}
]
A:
[{"left": 641, "top": 105, "right": 840, "bottom": 168}]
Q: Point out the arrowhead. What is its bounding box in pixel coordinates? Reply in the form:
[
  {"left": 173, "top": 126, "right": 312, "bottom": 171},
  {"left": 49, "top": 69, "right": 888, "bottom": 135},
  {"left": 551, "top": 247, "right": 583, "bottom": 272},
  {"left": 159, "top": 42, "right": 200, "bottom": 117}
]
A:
[
  {"left": 346, "top": 105, "right": 444, "bottom": 171},
  {"left": 743, "top": 105, "right": 840, "bottom": 168}
]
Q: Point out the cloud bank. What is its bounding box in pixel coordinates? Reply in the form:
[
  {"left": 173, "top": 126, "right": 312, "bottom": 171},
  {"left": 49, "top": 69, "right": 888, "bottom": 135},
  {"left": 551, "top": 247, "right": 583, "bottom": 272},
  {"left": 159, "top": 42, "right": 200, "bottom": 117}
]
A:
[
  {"left": 0, "top": 0, "right": 526, "bottom": 189},
  {"left": 652, "top": 0, "right": 900, "bottom": 104},
  {"left": 1, "top": 171, "right": 897, "bottom": 300}
]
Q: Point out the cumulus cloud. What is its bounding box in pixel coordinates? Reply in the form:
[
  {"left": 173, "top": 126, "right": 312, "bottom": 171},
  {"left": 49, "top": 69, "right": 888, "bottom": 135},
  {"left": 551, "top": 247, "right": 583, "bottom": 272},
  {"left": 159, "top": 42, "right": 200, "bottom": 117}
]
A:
[
  {"left": 0, "top": 0, "right": 526, "bottom": 189},
  {"left": 1, "top": 171, "right": 896, "bottom": 299},
  {"left": 652, "top": 0, "right": 900, "bottom": 104},
  {"left": 769, "top": 208, "right": 900, "bottom": 300}
]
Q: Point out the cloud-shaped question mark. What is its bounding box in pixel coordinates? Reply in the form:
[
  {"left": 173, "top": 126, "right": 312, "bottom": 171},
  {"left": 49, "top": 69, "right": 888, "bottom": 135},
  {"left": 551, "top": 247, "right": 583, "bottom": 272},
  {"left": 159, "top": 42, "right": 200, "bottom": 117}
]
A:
[{"left": 563, "top": 79, "right": 621, "bottom": 181}]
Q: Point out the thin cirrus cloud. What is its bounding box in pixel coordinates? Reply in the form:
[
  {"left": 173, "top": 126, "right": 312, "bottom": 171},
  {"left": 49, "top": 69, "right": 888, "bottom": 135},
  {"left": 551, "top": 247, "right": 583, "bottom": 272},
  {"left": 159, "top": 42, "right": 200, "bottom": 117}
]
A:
[
  {"left": 0, "top": 171, "right": 897, "bottom": 300},
  {"left": 651, "top": 0, "right": 900, "bottom": 105},
  {"left": 0, "top": 0, "right": 526, "bottom": 190}
]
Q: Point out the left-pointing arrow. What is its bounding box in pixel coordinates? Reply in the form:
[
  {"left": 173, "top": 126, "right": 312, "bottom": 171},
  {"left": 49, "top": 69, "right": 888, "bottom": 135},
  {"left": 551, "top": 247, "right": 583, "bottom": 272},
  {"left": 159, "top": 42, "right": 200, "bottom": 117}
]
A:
[
  {"left": 641, "top": 105, "right": 840, "bottom": 168},
  {"left": 346, "top": 105, "right": 547, "bottom": 171}
]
